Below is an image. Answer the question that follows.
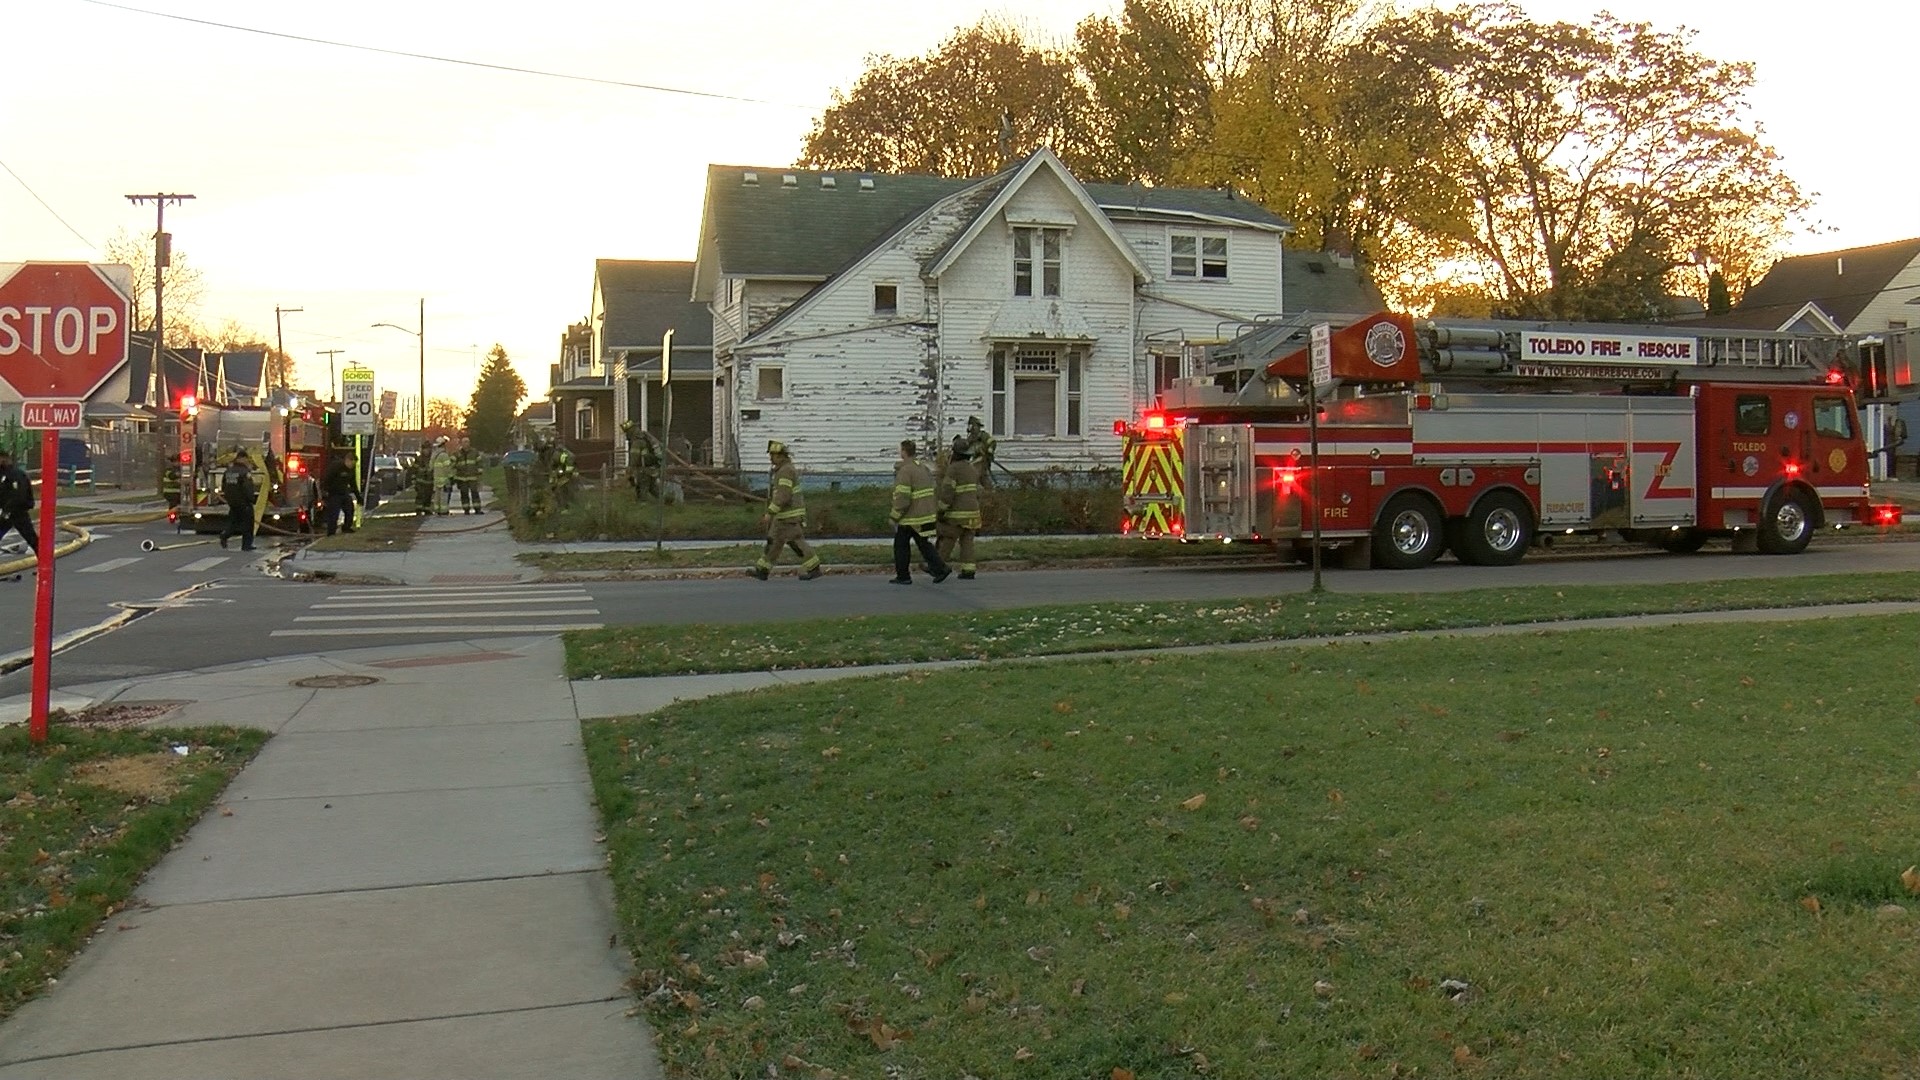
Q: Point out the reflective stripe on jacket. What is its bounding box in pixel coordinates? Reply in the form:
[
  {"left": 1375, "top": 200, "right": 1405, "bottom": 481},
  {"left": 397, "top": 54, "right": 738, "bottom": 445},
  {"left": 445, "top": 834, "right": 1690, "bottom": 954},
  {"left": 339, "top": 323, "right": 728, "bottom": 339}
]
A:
[
  {"left": 767, "top": 461, "right": 806, "bottom": 521},
  {"left": 939, "top": 459, "right": 981, "bottom": 528},
  {"left": 892, "top": 458, "right": 938, "bottom": 529}
]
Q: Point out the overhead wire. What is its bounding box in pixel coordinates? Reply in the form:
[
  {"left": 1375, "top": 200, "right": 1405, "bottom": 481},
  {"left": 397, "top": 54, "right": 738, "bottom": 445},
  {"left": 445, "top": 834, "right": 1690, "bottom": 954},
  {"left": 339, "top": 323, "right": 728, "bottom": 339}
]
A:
[
  {"left": 78, "top": 0, "right": 812, "bottom": 109},
  {"left": 0, "top": 156, "right": 98, "bottom": 251}
]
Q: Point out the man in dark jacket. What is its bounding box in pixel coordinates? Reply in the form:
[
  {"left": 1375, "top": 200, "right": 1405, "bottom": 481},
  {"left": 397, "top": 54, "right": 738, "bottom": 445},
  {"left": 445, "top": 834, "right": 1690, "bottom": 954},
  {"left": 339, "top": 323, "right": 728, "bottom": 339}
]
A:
[
  {"left": 219, "top": 449, "right": 259, "bottom": 551},
  {"left": 320, "top": 453, "right": 360, "bottom": 536},
  {"left": 0, "top": 447, "right": 39, "bottom": 555}
]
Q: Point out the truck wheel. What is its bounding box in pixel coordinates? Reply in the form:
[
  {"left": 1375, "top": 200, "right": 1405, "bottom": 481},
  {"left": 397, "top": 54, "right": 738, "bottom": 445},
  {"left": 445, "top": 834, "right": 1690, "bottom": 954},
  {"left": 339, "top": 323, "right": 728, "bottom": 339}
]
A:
[
  {"left": 1457, "top": 491, "right": 1532, "bottom": 566},
  {"left": 1657, "top": 529, "right": 1708, "bottom": 554},
  {"left": 1371, "top": 493, "right": 1445, "bottom": 569},
  {"left": 1758, "top": 489, "right": 1814, "bottom": 555}
]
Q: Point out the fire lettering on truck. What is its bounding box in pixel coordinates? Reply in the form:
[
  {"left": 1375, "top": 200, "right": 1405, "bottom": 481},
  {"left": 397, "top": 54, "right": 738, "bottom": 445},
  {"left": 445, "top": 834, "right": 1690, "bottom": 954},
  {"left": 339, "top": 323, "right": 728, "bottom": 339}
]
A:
[{"left": 1323, "top": 506, "right": 1350, "bottom": 519}]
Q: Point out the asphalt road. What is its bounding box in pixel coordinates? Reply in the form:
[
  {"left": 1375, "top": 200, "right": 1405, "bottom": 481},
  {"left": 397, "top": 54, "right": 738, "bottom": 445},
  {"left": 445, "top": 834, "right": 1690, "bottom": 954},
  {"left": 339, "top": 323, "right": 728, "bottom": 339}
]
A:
[{"left": 5, "top": 533, "right": 1918, "bottom": 703}]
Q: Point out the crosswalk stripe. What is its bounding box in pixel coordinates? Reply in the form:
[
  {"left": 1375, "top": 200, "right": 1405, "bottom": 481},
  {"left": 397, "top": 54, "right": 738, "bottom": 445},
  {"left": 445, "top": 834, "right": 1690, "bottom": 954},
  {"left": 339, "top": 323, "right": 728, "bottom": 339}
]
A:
[
  {"left": 330, "top": 585, "right": 580, "bottom": 598},
  {"left": 312, "top": 594, "right": 591, "bottom": 609},
  {"left": 176, "top": 556, "right": 231, "bottom": 573},
  {"left": 78, "top": 557, "right": 143, "bottom": 573},
  {"left": 270, "top": 623, "right": 603, "bottom": 637},
  {"left": 294, "top": 609, "right": 600, "bottom": 622}
]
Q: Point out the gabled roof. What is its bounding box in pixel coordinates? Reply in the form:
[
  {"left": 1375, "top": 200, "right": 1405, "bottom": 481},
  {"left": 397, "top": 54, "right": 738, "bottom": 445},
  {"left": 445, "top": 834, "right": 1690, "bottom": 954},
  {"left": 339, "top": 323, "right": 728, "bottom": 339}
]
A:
[
  {"left": 595, "top": 260, "right": 713, "bottom": 350},
  {"left": 1732, "top": 237, "right": 1920, "bottom": 330},
  {"left": 1282, "top": 250, "right": 1382, "bottom": 315},
  {"left": 1087, "top": 183, "right": 1291, "bottom": 232},
  {"left": 694, "top": 165, "right": 975, "bottom": 299},
  {"left": 926, "top": 149, "right": 1151, "bottom": 283},
  {"left": 214, "top": 351, "right": 267, "bottom": 401}
]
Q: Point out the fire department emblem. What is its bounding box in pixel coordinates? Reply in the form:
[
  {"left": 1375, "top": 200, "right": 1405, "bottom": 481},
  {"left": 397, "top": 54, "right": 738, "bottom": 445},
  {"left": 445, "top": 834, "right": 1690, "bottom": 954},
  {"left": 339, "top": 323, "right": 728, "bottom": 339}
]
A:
[
  {"left": 1742, "top": 455, "right": 1759, "bottom": 477},
  {"left": 1364, "top": 321, "right": 1407, "bottom": 368},
  {"left": 1784, "top": 411, "right": 1800, "bottom": 431},
  {"left": 1828, "top": 448, "right": 1847, "bottom": 472}
]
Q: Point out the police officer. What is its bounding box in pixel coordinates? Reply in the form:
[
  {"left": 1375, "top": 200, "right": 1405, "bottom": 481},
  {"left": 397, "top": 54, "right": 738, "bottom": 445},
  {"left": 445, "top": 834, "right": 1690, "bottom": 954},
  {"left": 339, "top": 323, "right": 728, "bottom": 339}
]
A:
[
  {"left": 965, "top": 415, "right": 998, "bottom": 489},
  {"left": 0, "top": 447, "right": 38, "bottom": 556},
  {"left": 749, "top": 440, "right": 823, "bottom": 581},
  {"left": 320, "top": 452, "right": 359, "bottom": 536},
  {"left": 937, "top": 434, "right": 982, "bottom": 579},
  {"left": 889, "top": 439, "right": 950, "bottom": 584},
  {"left": 219, "top": 448, "right": 259, "bottom": 551},
  {"left": 451, "top": 437, "right": 484, "bottom": 514}
]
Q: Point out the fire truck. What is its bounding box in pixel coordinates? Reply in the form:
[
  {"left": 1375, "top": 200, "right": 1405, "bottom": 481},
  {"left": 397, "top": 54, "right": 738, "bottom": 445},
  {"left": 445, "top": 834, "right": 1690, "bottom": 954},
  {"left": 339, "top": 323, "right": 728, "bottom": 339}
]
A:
[
  {"left": 171, "top": 396, "right": 330, "bottom": 535},
  {"left": 1119, "top": 312, "right": 1903, "bottom": 568}
]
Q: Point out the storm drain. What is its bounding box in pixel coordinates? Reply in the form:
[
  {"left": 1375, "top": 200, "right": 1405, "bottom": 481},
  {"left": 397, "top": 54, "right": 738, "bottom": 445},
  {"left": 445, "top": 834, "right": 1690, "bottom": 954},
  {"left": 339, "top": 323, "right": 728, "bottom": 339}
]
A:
[{"left": 291, "top": 675, "right": 382, "bottom": 689}]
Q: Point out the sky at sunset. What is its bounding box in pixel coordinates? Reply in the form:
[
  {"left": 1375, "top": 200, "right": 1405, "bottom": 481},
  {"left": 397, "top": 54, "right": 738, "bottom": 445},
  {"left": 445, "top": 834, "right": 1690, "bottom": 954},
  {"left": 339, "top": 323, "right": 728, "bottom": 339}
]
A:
[{"left": 4, "top": 0, "right": 1915, "bottom": 408}]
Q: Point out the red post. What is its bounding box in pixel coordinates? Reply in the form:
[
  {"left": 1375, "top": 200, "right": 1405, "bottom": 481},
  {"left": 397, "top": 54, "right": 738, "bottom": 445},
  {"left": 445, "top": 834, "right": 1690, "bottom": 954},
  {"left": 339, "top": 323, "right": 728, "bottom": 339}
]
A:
[{"left": 29, "top": 428, "right": 58, "bottom": 744}]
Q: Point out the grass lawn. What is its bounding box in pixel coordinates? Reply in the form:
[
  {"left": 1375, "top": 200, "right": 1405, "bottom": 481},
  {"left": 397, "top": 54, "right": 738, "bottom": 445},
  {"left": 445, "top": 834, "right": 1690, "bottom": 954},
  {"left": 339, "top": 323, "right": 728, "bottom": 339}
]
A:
[
  {"left": 563, "top": 571, "right": 1920, "bottom": 679},
  {"left": 523, "top": 537, "right": 1257, "bottom": 574},
  {"left": 0, "top": 723, "right": 268, "bottom": 1020},
  {"left": 583, "top": 614, "right": 1920, "bottom": 1079},
  {"left": 303, "top": 510, "right": 423, "bottom": 552}
]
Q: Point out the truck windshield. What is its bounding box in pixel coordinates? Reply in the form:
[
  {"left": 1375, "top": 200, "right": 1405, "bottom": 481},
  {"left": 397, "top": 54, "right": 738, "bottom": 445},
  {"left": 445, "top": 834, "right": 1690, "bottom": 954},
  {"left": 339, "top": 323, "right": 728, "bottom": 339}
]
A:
[{"left": 1813, "top": 396, "right": 1853, "bottom": 438}]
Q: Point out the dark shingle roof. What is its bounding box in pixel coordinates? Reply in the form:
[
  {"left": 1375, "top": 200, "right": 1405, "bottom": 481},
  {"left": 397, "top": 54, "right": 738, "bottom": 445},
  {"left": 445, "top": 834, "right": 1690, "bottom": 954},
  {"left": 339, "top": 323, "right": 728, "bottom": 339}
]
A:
[
  {"left": 701, "top": 166, "right": 975, "bottom": 279},
  {"left": 1732, "top": 238, "right": 1920, "bottom": 329},
  {"left": 596, "top": 260, "right": 712, "bottom": 349},
  {"left": 1282, "top": 250, "right": 1383, "bottom": 314},
  {"left": 1086, "top": 183, "right": 1291, "bottom": 231}
]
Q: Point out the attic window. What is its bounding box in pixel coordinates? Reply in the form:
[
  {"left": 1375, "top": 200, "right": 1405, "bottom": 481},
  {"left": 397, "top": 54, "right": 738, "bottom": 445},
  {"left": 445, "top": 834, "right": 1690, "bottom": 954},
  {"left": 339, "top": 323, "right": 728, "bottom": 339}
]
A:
[
  {"left": 858, "top": 178, "right": 875, "bottom": 191},
  {"left": 742, "top": 170, "right": 759, "bottom": 186},
  {"left": 874, "top": 283, "right": 898, "bottom": 316},
  {"left": 821, "top": 175, "right": 836, "bottom": 190},
  {"left": 781, "top": 174, "right": 798, "bottom": 188}
]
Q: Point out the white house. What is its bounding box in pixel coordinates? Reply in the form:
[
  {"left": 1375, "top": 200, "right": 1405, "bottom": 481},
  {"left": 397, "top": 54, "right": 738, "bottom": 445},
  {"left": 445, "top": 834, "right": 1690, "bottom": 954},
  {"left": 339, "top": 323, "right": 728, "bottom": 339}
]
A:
[{"left": 691, "top": 149, "right": 1372, "bottom": 478}]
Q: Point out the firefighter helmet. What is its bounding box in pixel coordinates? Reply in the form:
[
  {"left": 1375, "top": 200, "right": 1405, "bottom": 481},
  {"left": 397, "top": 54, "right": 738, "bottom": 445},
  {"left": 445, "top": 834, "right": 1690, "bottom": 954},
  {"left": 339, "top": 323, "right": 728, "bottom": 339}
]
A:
[
  {"left": 951, "top": 435, "right": 971, "bottom": 459},
  {"left": 767, "top": 439, "right": 788, "bottom": 457}
]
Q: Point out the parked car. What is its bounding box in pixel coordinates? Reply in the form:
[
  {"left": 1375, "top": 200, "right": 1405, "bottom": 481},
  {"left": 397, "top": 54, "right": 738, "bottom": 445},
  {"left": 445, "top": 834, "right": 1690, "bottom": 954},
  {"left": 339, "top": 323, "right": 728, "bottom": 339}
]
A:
[{"left": 371, "top": 455, "right": 405, "bottom": 495}]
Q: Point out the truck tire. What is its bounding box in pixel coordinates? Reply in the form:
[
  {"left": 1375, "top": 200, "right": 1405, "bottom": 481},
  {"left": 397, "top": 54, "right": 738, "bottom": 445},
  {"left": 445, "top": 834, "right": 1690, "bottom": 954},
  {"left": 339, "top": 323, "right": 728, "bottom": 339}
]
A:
[
  {"left": 1456, "top": 491, "right": 1532, "bottom": 566},
  {"left": 1371, "top": 493, "right": 1445, "bottom": 569},
  {"left": 1758, "top": 488, "right": 1814, "bottom": 555},
  {"left": 1657, "top": 529, "right": 1708, "bottom": 554}
]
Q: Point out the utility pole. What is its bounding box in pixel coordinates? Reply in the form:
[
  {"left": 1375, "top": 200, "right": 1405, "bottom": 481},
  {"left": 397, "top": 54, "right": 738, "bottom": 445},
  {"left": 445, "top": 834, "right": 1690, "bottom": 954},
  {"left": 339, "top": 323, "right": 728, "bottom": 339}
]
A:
[
  {"left": 274, "top": 306, "right": 302, "bottom": 392},
  {"left": 125, "top": 193, "right": 196, "bottom": 387},
  {"left": 317, "top": 349, "right": 346, "bottom": 402}
]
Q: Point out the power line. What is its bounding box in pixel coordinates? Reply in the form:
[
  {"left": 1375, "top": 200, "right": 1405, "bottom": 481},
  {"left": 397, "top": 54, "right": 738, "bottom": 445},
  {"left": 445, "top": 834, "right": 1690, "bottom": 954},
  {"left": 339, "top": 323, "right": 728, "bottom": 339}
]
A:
[
  {"left": 0, "top": 156, "right": 97, "bottom": 250},
  {"left": 80, "top": 0, "right": 810, "bottom": 109}
]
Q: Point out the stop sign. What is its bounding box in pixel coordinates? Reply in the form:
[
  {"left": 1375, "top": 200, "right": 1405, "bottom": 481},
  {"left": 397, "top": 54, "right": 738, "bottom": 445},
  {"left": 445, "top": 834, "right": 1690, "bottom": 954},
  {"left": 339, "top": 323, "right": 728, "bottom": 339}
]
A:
[{"left": 0, "top": 262, "right": 133, "bottom": 400}]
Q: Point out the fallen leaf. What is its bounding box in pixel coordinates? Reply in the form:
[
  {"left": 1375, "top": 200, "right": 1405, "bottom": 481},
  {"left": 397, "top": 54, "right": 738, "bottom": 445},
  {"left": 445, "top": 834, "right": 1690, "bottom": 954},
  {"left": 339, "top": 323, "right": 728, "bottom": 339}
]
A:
[
  {"left": 1800, "top": 895, "right": 1822, "bottom": 915},
  {"left": 1014, "top": 1047, "right": 1034, "bottom": 1061},
  {"left": 1313, "top": 979, "right": 1335, "bottom": 997},
  {"left": 1901, "top": 866, "right": 1920, "bottom": 896},
  {"left": 1454, "top": 1045, "right": 1475, "bottom": 1065},
  {"left": 1327, "top": 789, "right": 1343, "bottom": 805},
  {"left": 1239, "top": 815, "right": 1260, "bottom": 830},
  {"left": 1181, "top": 793, "right": 1207, "bottom": 811},
  {"left": 219, "top": 806, "right": 234, "bottom": 817},
  {"left": 1054, "top": 700, "right": 1074, "bottom": 714},
  {"left": 1112, "top": 1070, "right": 1136, "bottom": 1080}
]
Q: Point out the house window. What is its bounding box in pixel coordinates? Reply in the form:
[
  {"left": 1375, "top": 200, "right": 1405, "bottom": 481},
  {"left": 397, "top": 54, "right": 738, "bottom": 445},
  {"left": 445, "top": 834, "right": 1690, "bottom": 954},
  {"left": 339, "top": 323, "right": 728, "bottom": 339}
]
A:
[
  {"left": 874, "top": 283, "right": 898, "bottom": 316},
  {"left": 1013, "top": 227, "right": 1063, "bottom": 298},
  {"left": 573, "top": 401, "right": 595, "bottom": 441},
  {"left": 1734, "top": 395, "right": 1770, "bottom": 436},
  {"left": 756, "top": 364, "right": 785, "bottom": 402},
  {"left": 1170, "top": 232, "right": 1228, "bottom": 280},
  {"left": 991, "top": 346, "right": 1084, "bottom": 437}
]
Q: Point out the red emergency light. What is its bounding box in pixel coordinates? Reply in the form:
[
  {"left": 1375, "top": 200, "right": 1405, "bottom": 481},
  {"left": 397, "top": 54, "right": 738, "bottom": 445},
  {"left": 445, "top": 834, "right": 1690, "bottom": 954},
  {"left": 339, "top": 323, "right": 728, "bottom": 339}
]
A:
[
  {"left": 287, "top": 455, "right": 305, "bottom": 475},
  {"left": 1113, "top": 419, "right": 1127, "bottom": 436},
  {"left": 1824, "top": 368, "right": 1847, "bottom": 386},
  {"left": 1876, "top": 504, "right": 1904, "bottom": 526},
  {"left": 179, "top": 394, "right": 197, "bottom": 412},
  {"left": 1782, "top": 460, "right": 1802, "bottom": 478},
  {"left": 1144, "top": 412, "right": 1168, "bottom": 431},
  {"left": 1276, "top": 468, "right": 1299, "bottom": 490}
]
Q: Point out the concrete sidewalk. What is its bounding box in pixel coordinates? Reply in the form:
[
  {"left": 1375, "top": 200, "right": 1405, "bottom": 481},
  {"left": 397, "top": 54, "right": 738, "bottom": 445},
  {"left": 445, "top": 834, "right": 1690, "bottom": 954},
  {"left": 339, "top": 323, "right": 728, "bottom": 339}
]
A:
[
  {"left": 0, "top": 636, "right": 661, "bottom": 1080},
  {"left": 286, "top": 495, "right": 538, "bottom": 587}
]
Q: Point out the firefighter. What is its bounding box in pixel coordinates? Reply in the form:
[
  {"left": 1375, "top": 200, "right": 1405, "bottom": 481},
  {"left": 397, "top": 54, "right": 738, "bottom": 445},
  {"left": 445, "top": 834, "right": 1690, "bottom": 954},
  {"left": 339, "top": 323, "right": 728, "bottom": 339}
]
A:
[
  {"left": 622, "top": 421, "right": 662, "bottom": 500},
  {"left": 428, "top": 436, "right": 454, "bottom": 515},
  {"left": 219, "top": 448, "right": 259, "bottom": 551},
  {"left": 158, "top": 461, "right": 182, "bottom": 511},
  {"left": 749, "top": 439, "right": 823, "bottom": 581},
  {"left": 936, "top": 434, "right": 982, "bottom": 579},
  {"left": 965, "top": 415, "right": 998, "bottom": 489},
  {"left": 410, "top": 443, "right": 437, "bottom": 515},
  {"left": 0, "top": 447, "right": 38, "bottom": 556},
  {"left": 320, "top": 451, "right": 359, "bottom": 536},
  {"left": 451, "top": 437, "right": 484, "bottom": 514},
  {"left": 889, "top": 439, "right": 949, "bottom": 584},
  {"left": 549, "top": 443, "right": 578, "bottom": 510}
]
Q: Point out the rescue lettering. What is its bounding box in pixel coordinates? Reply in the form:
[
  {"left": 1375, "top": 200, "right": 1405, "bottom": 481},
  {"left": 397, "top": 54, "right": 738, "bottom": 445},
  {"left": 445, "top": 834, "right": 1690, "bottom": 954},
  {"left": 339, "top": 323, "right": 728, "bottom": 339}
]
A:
[{"left": 1636, "top": 340, "right": 1692, "bottom": 360}]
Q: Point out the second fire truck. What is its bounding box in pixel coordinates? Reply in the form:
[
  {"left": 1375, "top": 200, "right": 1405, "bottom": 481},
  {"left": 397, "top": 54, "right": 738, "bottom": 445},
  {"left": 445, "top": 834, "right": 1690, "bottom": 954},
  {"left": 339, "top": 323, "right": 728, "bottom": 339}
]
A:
[{"left": 1120, "top": 313, "right": 1902, "bottom": 568}]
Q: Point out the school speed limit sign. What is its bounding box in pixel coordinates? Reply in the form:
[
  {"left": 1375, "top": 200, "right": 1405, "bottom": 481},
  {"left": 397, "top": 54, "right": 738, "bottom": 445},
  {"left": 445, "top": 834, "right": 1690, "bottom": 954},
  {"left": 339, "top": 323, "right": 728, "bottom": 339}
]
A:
[{"left": 340, "top": 368, "right": 377, "bottom": 434}]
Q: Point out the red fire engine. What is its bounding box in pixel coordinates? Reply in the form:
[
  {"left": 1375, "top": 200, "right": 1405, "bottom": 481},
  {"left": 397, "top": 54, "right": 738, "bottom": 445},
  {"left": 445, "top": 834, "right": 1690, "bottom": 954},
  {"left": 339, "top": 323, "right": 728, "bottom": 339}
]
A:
[{"left": 1119, "top": 312, "right": 1903, "bottom": 568}]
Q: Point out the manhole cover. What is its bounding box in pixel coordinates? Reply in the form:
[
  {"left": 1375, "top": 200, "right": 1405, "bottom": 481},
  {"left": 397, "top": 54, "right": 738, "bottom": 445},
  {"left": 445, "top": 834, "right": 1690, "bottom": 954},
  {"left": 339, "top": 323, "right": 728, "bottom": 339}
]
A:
[{"left": 291, "top": 675, "right": 381, "bottom": 689}]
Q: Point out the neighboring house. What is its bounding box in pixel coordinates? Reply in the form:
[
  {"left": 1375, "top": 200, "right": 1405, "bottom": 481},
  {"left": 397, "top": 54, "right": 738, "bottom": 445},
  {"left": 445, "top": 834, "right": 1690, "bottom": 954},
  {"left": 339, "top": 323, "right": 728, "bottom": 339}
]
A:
[
  {"left": 549, "top": 322, "right": 614, "bottom": 469},
  {"left": 691, "top": 149, "right": 1341, "bottom": 478},
  {"left": 591, "top": 260, "right": 714, "bottom": 468},
  {"left": 516, "top": 401, "right": 556, "bottom": 447}
]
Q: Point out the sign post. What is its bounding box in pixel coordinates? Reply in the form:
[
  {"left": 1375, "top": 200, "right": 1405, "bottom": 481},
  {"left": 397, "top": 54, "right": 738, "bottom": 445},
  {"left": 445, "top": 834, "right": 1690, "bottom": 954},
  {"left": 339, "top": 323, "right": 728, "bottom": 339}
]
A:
[
  {"left": 1307, "top": 322, "right": 1332, "bottom": 593},
  {"left": 340, "top": 368, "right": 376, "bottom": 529},
  {"left": 0, "top": 263, "right": 132, "bottom": 743}
]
